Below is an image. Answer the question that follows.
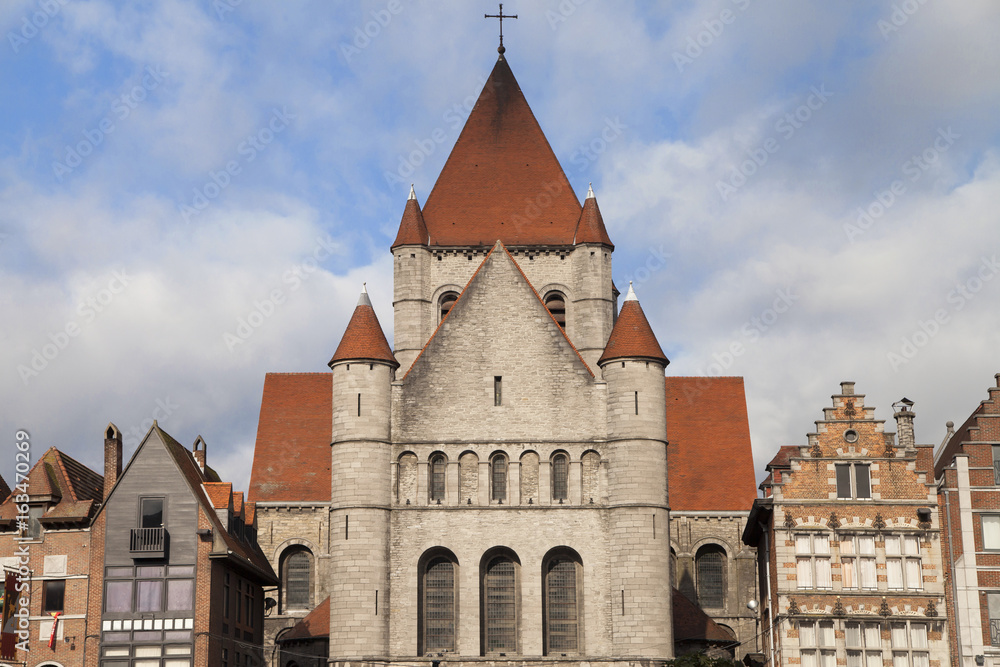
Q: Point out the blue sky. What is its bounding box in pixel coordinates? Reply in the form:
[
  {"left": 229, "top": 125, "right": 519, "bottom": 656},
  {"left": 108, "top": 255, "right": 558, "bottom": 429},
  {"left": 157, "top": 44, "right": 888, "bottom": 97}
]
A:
[{"left": 2, "top": 0, "right": 999, "bottom": 493}]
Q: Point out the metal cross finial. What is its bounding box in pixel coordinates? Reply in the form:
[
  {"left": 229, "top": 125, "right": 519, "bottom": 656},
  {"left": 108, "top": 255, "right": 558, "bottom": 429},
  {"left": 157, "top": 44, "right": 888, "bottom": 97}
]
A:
[{"left": 485, "top": 3, "right": 517, "bottom": 54}]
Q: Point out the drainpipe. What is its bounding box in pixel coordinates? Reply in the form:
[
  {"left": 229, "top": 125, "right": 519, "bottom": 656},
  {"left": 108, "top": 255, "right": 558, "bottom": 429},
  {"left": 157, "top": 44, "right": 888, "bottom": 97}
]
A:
[
  {"left": 943, "top": 487, "right": 964, "bottom": 666},
  {"left": 761, "top": 519, "right": 777, "bottom": 667}
]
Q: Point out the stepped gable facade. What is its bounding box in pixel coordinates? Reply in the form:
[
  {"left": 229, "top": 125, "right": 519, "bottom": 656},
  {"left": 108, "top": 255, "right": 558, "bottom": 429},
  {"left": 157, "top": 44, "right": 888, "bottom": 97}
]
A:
[{"left": 745, "top": 382, "right": 949, "bottom": 667}]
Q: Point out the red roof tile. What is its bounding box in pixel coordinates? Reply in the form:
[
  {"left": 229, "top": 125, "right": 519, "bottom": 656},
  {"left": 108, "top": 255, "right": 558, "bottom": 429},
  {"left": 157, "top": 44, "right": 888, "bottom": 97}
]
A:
[
  {"left": 279, "top": 597, "right": 330, "bottom": 641},
  {"left": 672, "top": 588, "right": 736, "bottom": 644},
  {"left": 232, "top": 491, "right": 244, "bottom": 517},
  {"left": 249, "top": 373, "right": 333, "bottom": 503},
  {"left": 767, "top": 445, "right": 799, "bottom": 470},
  {"left": 0, "top": 448, "right": 103, "bottom": 525},
  {"left": 420, "top": 55, "right": 582, "bottom": 247},
  {"left": 203, "top": 482, "right": 232, "bottom": 509},
  {"left": 328, "top": 289, "right": 398, "bottom": 368},
  {"left": 574, "top": 188, "right": 614, "bottom": 248},
  {"left": 597, "top": 288, "right": 669, "bottom": 366},
  {"left": 244, "top": 501, "right": 256, "bottom": 526},
  {"left": 665, "top": 376, "right": 758, "bottom": 512},
  {"left": 391, "top": 187, "right": 430, "bottom": 248}
]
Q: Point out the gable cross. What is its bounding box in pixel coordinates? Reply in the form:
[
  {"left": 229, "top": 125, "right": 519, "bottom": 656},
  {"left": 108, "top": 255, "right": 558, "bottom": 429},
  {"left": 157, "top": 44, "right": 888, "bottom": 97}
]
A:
[{"left": 485, "top": 3, "right": 517, "bottom": 53}]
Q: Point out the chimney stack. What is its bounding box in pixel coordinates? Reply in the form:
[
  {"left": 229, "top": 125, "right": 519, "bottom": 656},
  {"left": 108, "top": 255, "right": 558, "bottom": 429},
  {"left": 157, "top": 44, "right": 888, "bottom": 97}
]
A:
[
  {"left": 192, "top": 435, "right": 207, "bottom": 472},
  {"left": 893, "top": 398, "right": 916, "bottom": 451},
  {"left": 104, "top": 423, "right": 122, "bottom": 500}
]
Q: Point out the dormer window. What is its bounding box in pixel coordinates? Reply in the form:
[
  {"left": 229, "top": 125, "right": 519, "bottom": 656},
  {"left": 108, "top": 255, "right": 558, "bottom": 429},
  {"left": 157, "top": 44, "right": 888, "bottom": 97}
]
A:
[
  {"left": 440, "top": 292, "right": 459, "bottom": 321},
  {"left": 544, "top": 291, "right": 566, "bottom": 328},
  {"left": 25, "top": 506, "right": 44, "bottom": 539}
]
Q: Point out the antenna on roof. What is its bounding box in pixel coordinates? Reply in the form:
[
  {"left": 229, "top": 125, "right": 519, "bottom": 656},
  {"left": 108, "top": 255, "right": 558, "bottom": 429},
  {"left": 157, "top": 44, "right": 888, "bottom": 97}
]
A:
[{"left": 485, "top": 3, "right": 517, "bottom": 54}]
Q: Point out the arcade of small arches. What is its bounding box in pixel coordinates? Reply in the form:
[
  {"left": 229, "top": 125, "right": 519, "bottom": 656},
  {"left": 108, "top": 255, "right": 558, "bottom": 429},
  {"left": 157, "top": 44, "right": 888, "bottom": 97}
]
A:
[{"left": 393, "top": 448, "right": 604, "bottom": 506}]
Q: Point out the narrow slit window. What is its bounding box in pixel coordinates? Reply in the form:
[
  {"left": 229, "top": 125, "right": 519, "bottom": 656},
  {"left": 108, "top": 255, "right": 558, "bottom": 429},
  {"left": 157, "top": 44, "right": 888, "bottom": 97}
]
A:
[
  {"left": 552, "top": 454, "right": 568, "bottom": 501},
  {"left": 357, "top": 393, "right": 361, "bottom": 417},
  {"left": 634, "top": 391, "right": 639, "bottom": 415},
  {"left": 430, "top": 455, "right": 446, "bottom": 502},
  {"left": 494, "top": 376, "right": 502, "bottom": 406}
]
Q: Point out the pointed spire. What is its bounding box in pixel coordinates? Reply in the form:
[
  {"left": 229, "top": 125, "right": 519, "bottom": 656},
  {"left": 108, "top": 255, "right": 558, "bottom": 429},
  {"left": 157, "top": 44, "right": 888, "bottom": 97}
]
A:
[
  {"left": 391, "top": 186, "right": 429, "bottom": 248},
  {"left": 329, "top": 287, "right": 399, "bottom": 368},
  {"left": 624, "top": 281, "right": 637, "bottom": 301},
  {"left": 573, "top": 184, "right": 614, "bottom": 248},
  {"left": 598, "top": 285, "right": 668, "bottom": 366},
  {"left": 421, "top": 56, "right": 582, "bottom": 246}
]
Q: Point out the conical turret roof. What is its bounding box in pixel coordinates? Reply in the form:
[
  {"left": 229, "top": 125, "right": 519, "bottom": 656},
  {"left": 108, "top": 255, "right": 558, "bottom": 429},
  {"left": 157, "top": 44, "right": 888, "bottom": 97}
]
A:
[
  {"left": 328, "top": 287, "right": 398, "bottom": 368},
  {"left": 574, "top": 184, "right": 614, "bottom": 248},
  {"left": 598, "top": 284, "right": 669, "bottom": 366},
  {"left": 421, "top": 54, "right": 582, "bottom": 246},
  {"left": 391, "top": 185, "right": 430, "bottom": 248}
]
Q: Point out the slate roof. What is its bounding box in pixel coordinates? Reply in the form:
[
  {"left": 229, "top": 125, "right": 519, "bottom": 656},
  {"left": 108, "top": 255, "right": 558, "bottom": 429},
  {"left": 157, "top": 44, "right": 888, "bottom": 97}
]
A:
[
  {"left": 665, "top": 377, "right": 758, "bottom": 512},
  {"left": 249, "top": 372, "right": 333, "bottom": 503},
  {"left": 0, "top": 447, "right": 103, "bottom": 526},
  {"left": 140, "top": 426, "right": 277, "bottom": 585},
  {"left": 279, "top": 596, "right": 330, "bottom": 642},
  {"left": 597, "top": 289, "right": 669, "bottom": 366},
  {"left": 328, "top": 289, "right": 398, "bottom": 368},
  {"left": 420, "top": 54, "right": 583, "bottom": 247}
]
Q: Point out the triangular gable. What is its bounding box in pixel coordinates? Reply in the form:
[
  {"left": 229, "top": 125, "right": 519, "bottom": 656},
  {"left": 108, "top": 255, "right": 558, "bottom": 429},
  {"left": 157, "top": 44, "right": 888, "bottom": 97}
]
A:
[{"left": 397, "top": 242, "right": 606, "bottom": 443}]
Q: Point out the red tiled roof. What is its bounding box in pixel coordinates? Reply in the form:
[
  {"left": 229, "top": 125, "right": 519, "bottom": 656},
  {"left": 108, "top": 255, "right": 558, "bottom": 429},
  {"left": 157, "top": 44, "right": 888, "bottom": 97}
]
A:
[
  {"left": 0, "top": 475, "right": 9, "bottom": 504},
  {"left": 244, "top": 501, "right": 256, "bottom": 526},
  {"left": 420, "top": 55, "right": 582, "bottom": 247},
  {"left": 204, "top": 482, "right": 232, "bottom": 509},
  {"left": 328, "top": 290, "right": 398, "bottom": 368},
  {"left": 391, "top": 189, "right": 429, "bottom": 248},
  {"left": 249, "top": 373, "right": 333, "bottom": 503},
  {"left": 665, "top": 377, "right": 758, "bottom": 512},
  {"left": 597, "top": 293, "right": 669, "bottom": 366},
  {"left": 767, "top": 445, "right": 799, "bottom": 470},
  {"left": 232, "top": 491, "right": 244, "bottom": 517},
  {"left": 574, "top": 190, "right": 614, "bottom": 248},
  {"left": 672, "top": 588, "right": 736, "bottom": 644},
  {"left": 279, "top": 596, "right": 330, "bottom": 641}
]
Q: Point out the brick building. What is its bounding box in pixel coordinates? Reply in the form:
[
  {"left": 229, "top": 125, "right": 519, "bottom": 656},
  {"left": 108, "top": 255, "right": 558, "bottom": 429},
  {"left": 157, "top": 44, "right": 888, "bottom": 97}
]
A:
[
  {"left": 934, "top": 373, "right": 1000, "bottom": 667},
  {"left": 0, "top": 446, "right": 104, "bottom": 667},
  {"left": 248, "top": 47, "right": 758, "bottom": 667},
  {"left": 744, "top": 382, "right": 949, "bottom": 667},
  {"left": 82, "top": 423, "right": 276, "bottom": 667}
]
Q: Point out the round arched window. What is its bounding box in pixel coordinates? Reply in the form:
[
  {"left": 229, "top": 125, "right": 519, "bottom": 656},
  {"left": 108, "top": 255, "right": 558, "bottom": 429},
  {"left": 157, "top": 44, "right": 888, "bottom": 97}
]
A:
[
  {"left": 440, "top": 292, "right": 459, "bottom": 321},
  {"left": 544, "top": 292, "right": 566, "bottom": 327}
]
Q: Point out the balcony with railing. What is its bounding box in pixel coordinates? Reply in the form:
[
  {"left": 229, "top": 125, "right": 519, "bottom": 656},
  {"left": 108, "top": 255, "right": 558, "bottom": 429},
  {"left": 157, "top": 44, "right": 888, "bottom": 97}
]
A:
[{"left": 130, "top": 526, "right": 166, "bottom": 558}]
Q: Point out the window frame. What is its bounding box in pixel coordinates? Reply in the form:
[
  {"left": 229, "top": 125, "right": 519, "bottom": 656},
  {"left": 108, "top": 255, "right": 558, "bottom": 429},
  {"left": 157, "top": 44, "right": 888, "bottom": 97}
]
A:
[
  {"left": 798, "top": 619, "right": 836, "bottom": 667},
  {"left": 845, "top": 620, "right": 882, "bottom": 667},
  {"left": 983, "top": 514, "right": 1000, "bottom": 551},
  {"left": 987, "top": 593, "right": 1000, "bottom": 647},
  {"left": 138, "top": 496, "right": 165, "bottom": 528},
  {"left": 430, "top": 454, "right": 447, "bottom": 502},
  {"left": 544, "top": 291, "right": 567, "bottom": 328},
  {"left": 890, "top": 620, "right": 929, "bottom": 667},
  {"left": 695, "top": 545, "right": 726, "bottom": 608},
  {"left": 481, "top": 550, "right": 520, "bottom": 655},
  {"left": 836, "top": 464, "right": 872, "bottom": 500},
  {"left": 884, "top": 534, "right": 922, "bottom": 591},
  {"left": 282, "top": 547, "right": 313, "bottom": 612},
  {"left": 795, "top": 532, "right": 832, "bottom": 590},
  {"left": 542, "top": 549, "right": 583, "bottom": 655},
  {"left": 551, "top": 453, "right": 569, "bottom": 502},
  {"left": 840, "top": 533, "right": 877, "bottom": 591},
  {"left": 42, "top": 579, "right": 65, "bottom": 614},
  {"left": 420, "top": 553, "right": 458, "bottom": 654},
  {"left": 491, "top": 453, "right": 508, "bottom": 502}
]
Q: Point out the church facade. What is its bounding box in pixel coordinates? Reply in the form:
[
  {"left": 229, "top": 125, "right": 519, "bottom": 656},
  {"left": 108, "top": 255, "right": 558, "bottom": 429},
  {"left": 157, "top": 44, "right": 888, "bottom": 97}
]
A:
[{"left": 249, "top": 50, "right": 759, "bottom": 667}]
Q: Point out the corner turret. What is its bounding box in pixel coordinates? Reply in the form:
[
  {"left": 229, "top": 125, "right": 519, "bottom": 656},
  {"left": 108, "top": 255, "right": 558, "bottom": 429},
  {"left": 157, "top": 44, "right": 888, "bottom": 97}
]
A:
[{"left": 391, "top": 187, "right": 433, "bottom": 374}]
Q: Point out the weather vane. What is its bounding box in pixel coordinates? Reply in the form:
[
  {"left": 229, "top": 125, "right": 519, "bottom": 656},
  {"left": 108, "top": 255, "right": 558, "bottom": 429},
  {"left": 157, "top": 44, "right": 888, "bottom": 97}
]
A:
[{"left": 485, "top": 3, "right": 517, "bottom": 54}]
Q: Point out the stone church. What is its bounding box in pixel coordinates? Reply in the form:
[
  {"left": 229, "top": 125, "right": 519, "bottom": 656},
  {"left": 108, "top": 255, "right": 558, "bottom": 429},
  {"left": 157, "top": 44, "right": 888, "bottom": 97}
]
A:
[{"left": 248, "top": 47, "right": 759, "bottom": 667}]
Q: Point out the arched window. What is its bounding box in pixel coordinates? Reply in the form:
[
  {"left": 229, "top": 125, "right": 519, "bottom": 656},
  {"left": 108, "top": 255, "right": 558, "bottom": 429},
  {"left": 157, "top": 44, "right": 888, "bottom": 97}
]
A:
[
  {"left": 419, "top": 550, "right": 458, "bottom": 654},
  {"left": 696, "top": 545, "right": 726, "bottom": 609},
  {"left": 543, "top": 548, "right": 582, "bottom": 654},
  {"left": 482, "top": 551, "right": 519, "bottom": 654},
  {"left": 544, "top": 292, "right": 566, "bottom": 328},
  {"left": 552, "top": 453, "right": 568, "bottom": 502},
  {"left": 491, "top": 453, "right": 508, "bottom": 502},
  {"left": 281, "top": 547, "right": 312, "bottom": 612},
  {"left": 440, "top": 292, "right": 459, "bottom": 321},
  {"left": 430, "top": 454, "right": 446, "bottom": 503}
]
